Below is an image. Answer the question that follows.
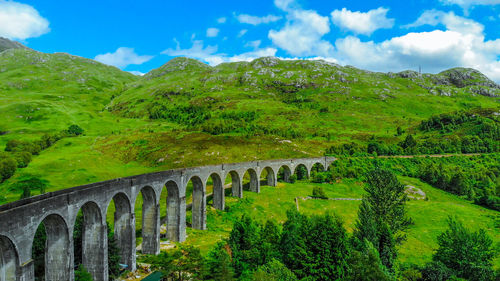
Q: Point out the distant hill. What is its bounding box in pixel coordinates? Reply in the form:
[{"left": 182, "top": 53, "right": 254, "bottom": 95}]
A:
[
  {"left": 0, "top": 48, "right": 137, "bottom": 136},
  {"left": 110, "top": 57, "right": 499, "bottom": 142},
  {"left": 0, "top": 37, "right": 29, "bottom": 52}
]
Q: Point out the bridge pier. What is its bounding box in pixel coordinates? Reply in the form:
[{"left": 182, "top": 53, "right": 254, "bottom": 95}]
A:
[
  {"left": 191, "top": 178, "right": 206, "bottom": 230},
  {"left": 229, "top": 171, "right": 243, "bottom": 198},
  {"left": 141, "top": 187, "right": 160, "bottom": 255},
  {"left": 248, "top": 169, "right": 260, "bottom": 193},
  {"left": 211, "top": 173, "right": 225, "bottom": 210},
  {"left": 112, "top": 193, "right": 135, "bottom": 272},
  {"left": 18, "top": 261, "right": 34, "bottom": 281}
]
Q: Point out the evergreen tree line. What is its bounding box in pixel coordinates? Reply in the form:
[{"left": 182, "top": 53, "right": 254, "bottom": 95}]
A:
[
  {"left": 326, "top": 108, "right": 500, "bottom": 157},
  {"left": 323, "top": 154, "right": 500, "bottom": 211},
  {"left": 145, "top": 169, "right": 498, "bottom": 281}
]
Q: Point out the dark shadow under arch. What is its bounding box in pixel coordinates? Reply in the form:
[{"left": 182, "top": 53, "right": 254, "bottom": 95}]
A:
[
  {"left": 278, "top": 165, "right": 292, "bottom": 183},
  {"left": 294, "top": 164, "right": 309, "bottom": 180}
]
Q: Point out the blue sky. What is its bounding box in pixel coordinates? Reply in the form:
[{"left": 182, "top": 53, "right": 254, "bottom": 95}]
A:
[{"left": 1, "top": 0, "right": 500, "bottom": 81}]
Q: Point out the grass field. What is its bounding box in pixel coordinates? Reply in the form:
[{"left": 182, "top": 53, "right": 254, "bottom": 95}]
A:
[{"left": 175, "top": 177, "right": 500, "bottom": 268}]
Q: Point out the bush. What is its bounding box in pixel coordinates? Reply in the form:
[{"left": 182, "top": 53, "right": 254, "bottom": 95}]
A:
[
  {"left": 312, "top": 186, "right": 327, "bottom": 199},
  {"left": 75, "top": 265, "right": 93, "bottom": 281},
  {"left": 0, "top": 155, "right": 17, "bottom": 182},
  {"left": 13, "top": 151, "right": 32, "bottom": 168},
  {"left": 67, "top": 124, "right": 84, "bottom": 136},
  {"left": 288, "top": 174, "right": 297, "bottom": 183}
]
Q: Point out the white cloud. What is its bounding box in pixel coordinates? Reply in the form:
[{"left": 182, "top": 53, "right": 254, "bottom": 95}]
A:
[
  {"left": 405, "top": 10, "right": 483, "bottom": 34},
  {"left": 94, "top": 47, "right": 153, "bottom": 69},
  {"left": 238, "top": 29, "right": 248, "bottom": 37},
  {"left": 246, "top": 40, "right": 261, "bottom": 49},
  {"left": 333, "top": 12, "right": 500, "bottom": 82},
  {"left": 217, "top": 17, "right": 227, "bottom": 23},
  {"left": 0, "top": 0, "right": 49, "bottom": 40},
  {"left": 269, "top": 9, "right": 334, "bottom": 57},
  {"left": 206, "top": 27, "right": 219, "bottom": 37},
  {"left": 274, "top": 0, "right": 295, "bottom": 10},
  {"left": 162, "top": 40, "right": 277, "bottom": 66},
  {"left": 439, "top": 0, "right": 500, "bottom": 7},
  {"left": 162, "top": 40, "right": 218, "bottom": 59},
  {"left": 236, "top": 14, "right": 282, "bottom": 25},
  {"left": 331, "top": 7, "right": 395, "bottom": 35}
]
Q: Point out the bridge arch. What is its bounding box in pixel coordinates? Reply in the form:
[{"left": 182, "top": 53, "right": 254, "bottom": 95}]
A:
[
  {"left": 243, "top": 168, "right": 259, "bottom": 193},
  {"left": 311, "top": 162, "right": 326, "bottom": 173},
  {"left": 278, "top": 165, "right": 292, "bottom": 183},
  {"left": 32, "top": 213, "right": 72, "bottom": 281},
  {"left": 165, "top": 180, "right": 183, "bottom": 242},
  {"left": 137, "top": 186, "right": 159, "bottom": 255},
  {"left": 226, "top": 171, "right": 242, "bottom": 198},
  {"left": 294, "top": 163, "right": 309, "bottom": 180},
  {"left": 188, "top": 176, "right": 206, "bottom": 230},
  {"left": 207, "top": 172, "right": 224, "bottom": 210},
  {"left": 0, "top": 235, "right": 19, "bottom": 281},
  {"left": 78, "top": 201, "right": 107, "bottom": 281},
  {"left": 260, "top": 166, "right": 276, "bottom": 187},
  {"left": 107, "top": 192, "right": 134, "bottom": 271}
]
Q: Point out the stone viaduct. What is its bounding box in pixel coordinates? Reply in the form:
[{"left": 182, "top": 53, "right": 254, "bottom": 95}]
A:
[{"left": 0, "top": 156, "right": 335, "bottom": 281}]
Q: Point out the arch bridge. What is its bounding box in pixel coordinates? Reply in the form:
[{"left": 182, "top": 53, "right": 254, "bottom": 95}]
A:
[{"left": 0, "top": 156, "right": 335, "bottom": 281}]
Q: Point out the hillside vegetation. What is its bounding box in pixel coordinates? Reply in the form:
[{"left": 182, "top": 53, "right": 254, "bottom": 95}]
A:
[{"left": 0, "top": 42, "right": 498, "bottom": 201}]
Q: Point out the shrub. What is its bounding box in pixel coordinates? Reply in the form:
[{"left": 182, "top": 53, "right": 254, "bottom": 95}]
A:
[
  {"left": 312, "top": 186, "right": 327, "bottom": 199},
  {"left": 0, "top": 155, "right": 17, "bottom": 182},
  {"left": 13, "top": 151, "right": 32, "bottom": 168},
  {"left": 67, "top": 124, "right": 84, "bottom": 136}
]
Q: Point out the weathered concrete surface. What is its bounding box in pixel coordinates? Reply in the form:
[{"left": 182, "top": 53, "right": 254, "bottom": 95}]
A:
[{"left": 0, "top": 156, "right": 335, "bottom": 281}]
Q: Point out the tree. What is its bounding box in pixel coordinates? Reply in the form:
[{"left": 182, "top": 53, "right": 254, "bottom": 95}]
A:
[
  {"left": 253, "top": 259, "right": 298, "bottom": 281},
  {"left": 10, "top": 176, "right": 48, "bottom": 197},
  {"left": 346, "top": 240, "right": 391, "bottom": 281},
  {"left": 32, "top": 224, "right": 47, "bottom": 281},
  {"left": 280, "top": 210, "right": 350, "bottom": 280},
  {"left": 0, "top": 155, "right": 16, "bottom": 182},
  {"left": 431, "top": 217, "right": 496, "bottom": 281},
  {"left": 75, "top": 265, "right": 93, "bottom": 281},
  {"left": 228, "top": 215, "right": 262, "bottom": 277},
  {"left": 205, "top": 242, "right": 234, "bottom": 281},
  {"left": 67, "top": 124, "right": 84, "bottom": 136},
  {"left": 148, "top": 245, "right": 205, "bottom": 281},
  {"left": 400, "top": 135, "right": 417, "bottom": 150},
  {"left": 107, "top": 224, "right": 122, "bottom": 280},
  {"left": 353, "top": 168, "right": 412, "bottom": 271}
]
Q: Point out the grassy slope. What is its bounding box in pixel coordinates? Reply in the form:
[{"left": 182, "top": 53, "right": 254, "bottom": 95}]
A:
[
  {"left": 181, "top": 178, "right": 499, "bottom": 268},
  {"left": 0, "top": 54, "right": 498, "bottom": 202}
]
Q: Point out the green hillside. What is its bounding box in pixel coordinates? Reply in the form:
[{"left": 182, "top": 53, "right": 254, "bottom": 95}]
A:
[
  {"left": 0, "top": 45, "right": 498, "bottom": 201},
  {"left": 0, "top": 48, "right": 137, "bottom": 142}
]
